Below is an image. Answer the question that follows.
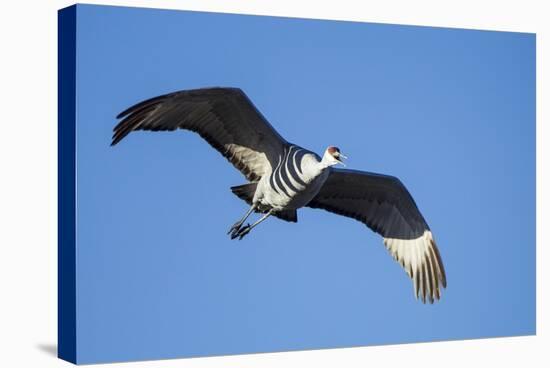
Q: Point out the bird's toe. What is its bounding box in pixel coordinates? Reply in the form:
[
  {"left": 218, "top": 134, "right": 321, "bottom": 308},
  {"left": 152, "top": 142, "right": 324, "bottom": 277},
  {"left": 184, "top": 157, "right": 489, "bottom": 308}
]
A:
[
  {"left": 227, "top": 222, "right": 241, "bottom": 235},
  {"left": 233, "top": 224, "right": 251, "bottom": 240}
]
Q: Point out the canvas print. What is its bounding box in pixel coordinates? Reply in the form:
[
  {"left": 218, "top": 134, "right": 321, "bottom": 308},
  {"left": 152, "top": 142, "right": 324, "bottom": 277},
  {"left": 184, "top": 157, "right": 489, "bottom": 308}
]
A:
[{"left": 58, "top": 4, "right": 536, "bottom": 365}]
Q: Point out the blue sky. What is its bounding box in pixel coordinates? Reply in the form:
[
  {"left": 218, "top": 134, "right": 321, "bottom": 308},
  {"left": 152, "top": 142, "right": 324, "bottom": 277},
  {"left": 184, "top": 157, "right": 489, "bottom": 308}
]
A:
[{"left": 73, "top": 4, "right": 535, "bottom": 364}]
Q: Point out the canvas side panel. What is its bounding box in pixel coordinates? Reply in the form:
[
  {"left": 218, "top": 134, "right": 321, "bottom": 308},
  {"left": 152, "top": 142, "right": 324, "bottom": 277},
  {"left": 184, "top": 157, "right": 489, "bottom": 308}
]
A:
[{"left": 58, "top": 5, "right": 77, "bottom": 364}]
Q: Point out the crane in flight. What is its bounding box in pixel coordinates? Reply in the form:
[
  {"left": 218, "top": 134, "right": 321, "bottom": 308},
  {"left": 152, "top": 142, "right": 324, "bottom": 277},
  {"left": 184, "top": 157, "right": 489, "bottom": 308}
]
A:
[{"left": 112, "top": 87, "right": 446, "bottom": 303}]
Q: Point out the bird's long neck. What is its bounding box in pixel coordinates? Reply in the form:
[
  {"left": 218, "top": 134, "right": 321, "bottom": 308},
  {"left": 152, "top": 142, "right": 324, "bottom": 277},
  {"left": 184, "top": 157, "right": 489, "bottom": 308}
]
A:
[
  {"left": 298, "top": 151, "right": 333, "bottom": 182},
  {"left": 318, "top": 151, "right": 336, "bottom": 170}
]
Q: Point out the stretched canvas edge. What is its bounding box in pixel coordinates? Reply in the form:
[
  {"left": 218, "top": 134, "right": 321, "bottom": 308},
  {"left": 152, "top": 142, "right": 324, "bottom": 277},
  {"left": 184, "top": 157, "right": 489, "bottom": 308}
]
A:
[{"left": 58, "top": 4, "right": 77, "bottom": 365}]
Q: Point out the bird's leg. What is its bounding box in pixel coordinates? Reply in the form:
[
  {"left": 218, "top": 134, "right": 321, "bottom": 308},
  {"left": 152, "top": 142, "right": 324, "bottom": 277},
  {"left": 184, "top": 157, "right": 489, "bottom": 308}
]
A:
[
  {"left": 228, "top": 203, "right": 257, "bottom": 236},
  {"left": 233, "top": 209, "right": 274, "bottom": 240}
]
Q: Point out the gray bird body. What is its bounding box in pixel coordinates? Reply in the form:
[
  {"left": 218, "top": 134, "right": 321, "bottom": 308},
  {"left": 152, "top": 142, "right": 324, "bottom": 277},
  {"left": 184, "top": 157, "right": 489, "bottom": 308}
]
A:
[{"left": 112, "top": 87, "right": 447, "bottom": 303}]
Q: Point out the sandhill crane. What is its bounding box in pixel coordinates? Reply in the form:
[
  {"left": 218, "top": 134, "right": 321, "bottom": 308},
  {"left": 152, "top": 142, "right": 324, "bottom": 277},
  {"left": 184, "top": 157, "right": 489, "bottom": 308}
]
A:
[{"left": 112, "top": 87, "right": 446, "bottom": 303}]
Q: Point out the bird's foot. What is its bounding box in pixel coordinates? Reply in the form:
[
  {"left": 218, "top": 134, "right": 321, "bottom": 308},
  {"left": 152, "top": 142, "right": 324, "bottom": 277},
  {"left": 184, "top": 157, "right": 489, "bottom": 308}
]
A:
[
  {"left": 237, "top": 225, "right": 252, "bottom": 240},
  {"left": 231, "top": 224, "right": 251, "bottom": 240},
  {"left": 227, "top": 221, "right": 243, "bottom": 236}
]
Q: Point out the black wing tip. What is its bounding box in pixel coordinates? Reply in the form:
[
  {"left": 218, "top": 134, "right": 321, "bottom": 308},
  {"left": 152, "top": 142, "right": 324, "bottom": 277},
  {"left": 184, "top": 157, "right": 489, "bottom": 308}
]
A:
[
  {"left": 112, "top": 86, "right": 247, "bottom": 142},
  {"left": 110, "top": 130, "right": 125, "bottom": 146},
  {"left": 115, "top": 92, "right": 172, "bottom": 120},
  {"left": 112, "top": 92, "right": 174, "bottom": 145},
  {"left": 116, "top": 104, "right": 137, "bottom": 120},
  {"left": 115, "top": 87, "right": 243, "bottom": 120}
]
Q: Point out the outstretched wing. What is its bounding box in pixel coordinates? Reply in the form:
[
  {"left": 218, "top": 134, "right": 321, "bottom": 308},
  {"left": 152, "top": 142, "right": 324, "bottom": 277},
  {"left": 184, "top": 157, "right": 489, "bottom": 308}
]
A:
[
  {"left": 112, "top": 87, "right": 288, "bottom": 182},
  {"left": 308, "top": 168, "right": 446, "bottom": 303}
]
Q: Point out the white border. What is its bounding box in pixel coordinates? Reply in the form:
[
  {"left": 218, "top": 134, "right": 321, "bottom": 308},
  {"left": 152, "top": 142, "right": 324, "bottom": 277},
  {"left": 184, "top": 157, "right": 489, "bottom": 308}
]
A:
[{"left": 0, "top": 1, "right": 546, "bottom": 367}]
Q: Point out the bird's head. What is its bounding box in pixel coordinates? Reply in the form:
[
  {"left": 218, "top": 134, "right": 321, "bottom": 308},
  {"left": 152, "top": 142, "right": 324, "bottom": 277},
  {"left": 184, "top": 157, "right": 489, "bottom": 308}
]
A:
[{"left": 323, "top": 146, "right": 347, "bottom": 167}]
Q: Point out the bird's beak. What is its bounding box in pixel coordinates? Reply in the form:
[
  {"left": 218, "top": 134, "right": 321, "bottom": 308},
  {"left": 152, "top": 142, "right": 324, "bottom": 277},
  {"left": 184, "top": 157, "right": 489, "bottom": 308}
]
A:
[{"left": 337, "top": 153, "right": 347, "bottom": 167}]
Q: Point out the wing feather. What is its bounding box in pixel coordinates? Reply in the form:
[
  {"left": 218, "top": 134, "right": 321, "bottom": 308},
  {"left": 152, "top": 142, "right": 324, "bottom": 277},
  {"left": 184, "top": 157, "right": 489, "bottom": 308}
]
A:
[
  {"left": 308, "top": 168, "right": 447, "bottom": 303},
  {"left": 112, "top": 87, "right": 288, "bottom": 181}
]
